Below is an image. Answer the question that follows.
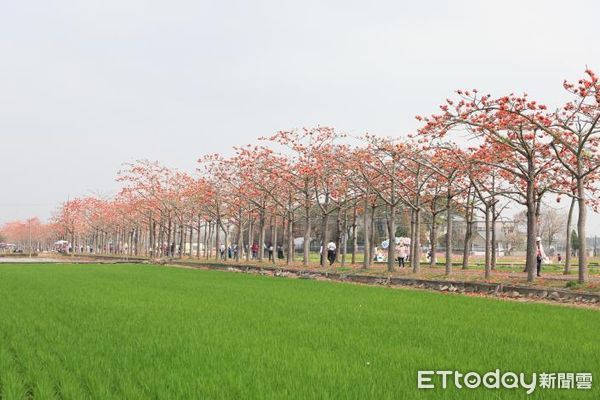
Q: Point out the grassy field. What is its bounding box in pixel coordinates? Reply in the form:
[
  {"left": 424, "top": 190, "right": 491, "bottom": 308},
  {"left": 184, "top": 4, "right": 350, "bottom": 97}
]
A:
[{"left": 0, "top": 264, "right": 598, "bottom": 399}]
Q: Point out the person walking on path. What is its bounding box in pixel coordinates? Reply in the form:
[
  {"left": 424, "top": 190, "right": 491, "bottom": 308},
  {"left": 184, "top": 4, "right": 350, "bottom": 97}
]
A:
[
  {"left": 523, "top": 237, "right": 548, "bottom": 275},
  {"left": 219, "top": 244, "right": 226, "bottom": 260},
  {"left": 251, "top": 242, "right": 258, "bottom": 260},
  {"left": 326, "top": 241, "right": 337, "bottom": 265},
  {"left": 535, "top": 236, "right": 548, "bottom": 277},
  {"left": 396, "top": 244, "right": 407, "bottom": 268},
  {"left": 268, "top": 244, "right": 274, "bottom": 261}
]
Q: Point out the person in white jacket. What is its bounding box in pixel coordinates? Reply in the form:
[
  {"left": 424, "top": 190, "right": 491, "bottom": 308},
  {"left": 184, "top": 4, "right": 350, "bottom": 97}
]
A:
[
  {"left": 395, "top": 244, "right": 407, "bottom": 268},
  {"left": 535, "top": 236, "right": 548, "bottom": 277}
]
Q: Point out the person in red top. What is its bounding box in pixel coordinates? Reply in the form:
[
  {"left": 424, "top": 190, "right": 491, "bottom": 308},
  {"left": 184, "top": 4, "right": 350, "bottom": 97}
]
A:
[{"left": 251, "top": 243, "right": 259, "bottom": 260}]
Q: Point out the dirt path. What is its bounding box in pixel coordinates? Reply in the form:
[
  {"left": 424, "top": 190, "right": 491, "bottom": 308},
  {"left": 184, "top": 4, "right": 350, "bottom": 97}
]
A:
[{"left": 0, "top": 257, "right": 63, "bottom": 263}]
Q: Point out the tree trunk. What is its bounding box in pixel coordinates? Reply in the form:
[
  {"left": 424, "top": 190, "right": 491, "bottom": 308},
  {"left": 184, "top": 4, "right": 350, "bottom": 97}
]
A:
[
  {"left": 205, "top": 221, "right": 211, "bottom": 259},
  {"left": 351, "top": 203, "right": 357, "bottom": 265},
  {"left": 188, "top": 224, "right": 193, "bottom": 257},
  {"left": 386, "top": 204, "right": 396, "bottom": 272},
  {"left": 335, "top": 206, "right": 343, "bottom": 263},
  {"left": 462, "top": 193, "right": 473, "bottom": 270},
  {"left": 236, "top": 221, "right": 243, "bottom": 262},
  {"left": 320, "top": 210, "right": 329, "bottom": 268},
  {"left": 341, "top": 208, "right": 348, "bottom": 266},
  {"left": 179, "top": 224, "right": 184, "bottom": 259},
  {"left": 224, "top": 223, "right": 229, "bottom": 259},
  {"left": 362, "top": 195, "right": 370, "bottom": 269},
  {"left": 203, "top": 221, "right": 209, "bottom": 259},
  {"left": 525, "top": 179, "right": 537, "bottom": 282},
  {"left": 246, "top": 219, "right": 253, "bottom": 262},
  {"left": 491, "top": 203, "right": 498, "bottom": 271},
  {"left": 271, "top": 215, "right": 277, "bottom": 264},
  {"left": 429, "top": 213, "right": 437, "bottom": 267},
  {"left": 158, "top": 219, "right": 164, "bottom": 257},
  {"left": 258, "top": 208, "right": 265, "bottom": 262},
  {"left": 445, "top": 192, "right": 452, "bottom": 275},
  {"left": 287, "top": 212, "right": 294, "bottom": 265},
  {"left": 166, "top": 218, "right": 172, "bottom": 257},
  {"left": 151, "top": 219, "right": 157, "bottom": 258},
  {"left": 413, "top": 207, "right": 421, "bottom": 273},
  {"left": 577, "top": 178, "right": 588, "bottom": 283},
  {"left": 369, "top": 203, "right": 376, "bottom": 268},
  {"left": 303, "top": 205, "right": 311, "bottom": 266},
  {"left": 410, "top": 209, "right": 416, "bottom": 272},
  {"left": 215, "top": 218, "right": 221, "bottom": 262},
  {"left": 196, "top": 221, "right": 201, "bottom": 259},
  {"left": 135, "top": 227, "right": 140, "bottom": 256},
  {"left": 484, "top": 204, "right": 491, "bottom": 279}
]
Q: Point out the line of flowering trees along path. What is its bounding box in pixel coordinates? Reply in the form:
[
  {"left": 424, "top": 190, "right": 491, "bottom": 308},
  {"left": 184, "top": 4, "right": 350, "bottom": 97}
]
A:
[{"left": 2, "top": 70, "right": 599, "bottom": 283}]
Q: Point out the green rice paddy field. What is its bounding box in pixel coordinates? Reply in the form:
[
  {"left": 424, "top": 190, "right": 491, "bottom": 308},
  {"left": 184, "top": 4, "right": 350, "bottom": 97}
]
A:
[{"left": 0, "top": 263, "right": 598, "bottom": 399}]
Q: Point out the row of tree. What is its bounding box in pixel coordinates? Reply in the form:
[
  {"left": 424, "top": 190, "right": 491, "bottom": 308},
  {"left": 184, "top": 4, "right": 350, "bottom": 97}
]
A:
[
  {"left": 0, "top": 218, "right": 54, "bottom": 255},
  {"left": 2, "top": 69, "right": 598, "bottom": 282}
]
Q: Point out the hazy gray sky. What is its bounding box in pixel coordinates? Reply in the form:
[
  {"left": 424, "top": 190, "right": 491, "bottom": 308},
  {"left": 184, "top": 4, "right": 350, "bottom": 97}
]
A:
[{"left": 1, "top": 0, "right": 599, "bottom": 233}]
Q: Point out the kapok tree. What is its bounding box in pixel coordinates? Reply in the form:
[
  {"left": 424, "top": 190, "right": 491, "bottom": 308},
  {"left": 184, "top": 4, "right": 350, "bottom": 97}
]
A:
[
  {"left": 540, "top": 69, "right": 600, "bottom": 283},
  {"left": 118, "top": 160, "right": 188, "bottom": 258},
  {"left": 263, "top": 126, "right": 342, "bottom": 266},
  {"left": 344, "top": 146, "right": 384, "bottom": 269},
  {"left": 467, "top": 146, "right": 514, "bottom": 278},
  {"left": 355, "top": 135, "right": 432, "bottom": 272},
  {"left": 52, "top": 198, "right": 88, "bottom": 254},
  {"left": 0, "top": 218, "right": 47, "bottom": 254},
  {"left": 420, "top": 178, "right": 446, "bottom": 267},
  {"left": 311, "top": 143, "right": 350, "bottom": 268},
  {"left": 229, "top": 145, "right": 290, "bottom": 264},
  {"left": 417, "top": 145, "right": 469, "bottom": 275},
  {"left": 241, "top": 148, "right": 301, "bottom": 265},
  {"left": 419, "top": 91, "right": 556, "bottom": 282},
  {"left": 198, "top": 155, "right": 233, "bottom": 261}
]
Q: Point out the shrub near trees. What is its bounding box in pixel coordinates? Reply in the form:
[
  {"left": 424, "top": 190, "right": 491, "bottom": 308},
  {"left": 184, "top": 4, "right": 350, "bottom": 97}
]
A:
[{"left": 2, "top": 70, "right": 599, "bottom": 283}]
